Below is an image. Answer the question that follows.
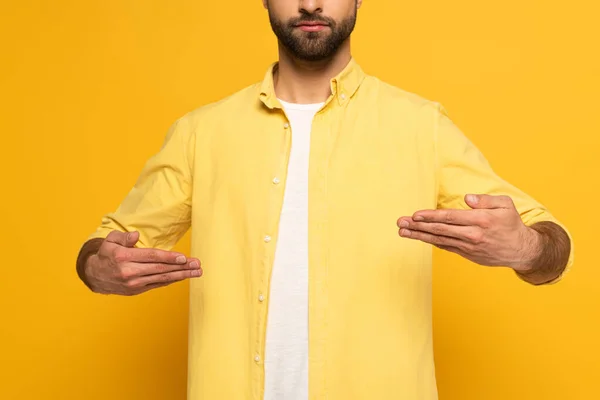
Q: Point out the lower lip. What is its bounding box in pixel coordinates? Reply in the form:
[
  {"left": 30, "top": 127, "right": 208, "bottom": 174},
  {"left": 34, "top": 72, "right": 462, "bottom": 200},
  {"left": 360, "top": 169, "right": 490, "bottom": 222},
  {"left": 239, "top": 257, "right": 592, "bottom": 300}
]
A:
[{"left": 297, "top": 25, "right": 328, "bottom": 32}]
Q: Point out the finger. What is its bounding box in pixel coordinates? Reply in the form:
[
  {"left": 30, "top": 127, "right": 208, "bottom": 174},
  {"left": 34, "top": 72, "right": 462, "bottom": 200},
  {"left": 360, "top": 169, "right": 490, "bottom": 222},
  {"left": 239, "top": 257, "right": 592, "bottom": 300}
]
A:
[
  {"left": 465, "top": 194, "right": 514, "bottom": 210},
  {"left": 405, "top": 209, "right": 481, "bottom": 226},
  {"left": 398, "top": 227, "right": 467, "bottom": 249},
  {"left": 121, "top": 247, "right": 191, "bottom": 265},
  {"left": 123, "top": 258, "right": 201, "bottom": 278},
  {"left": 398, "top": 218, "right": 481, "bottom": 242},
  {"left": 130, "top": 268, "right": 202, "bottom": 288},
  {"left": 105, "top": 230, "right": 139, "bottom": 247}
]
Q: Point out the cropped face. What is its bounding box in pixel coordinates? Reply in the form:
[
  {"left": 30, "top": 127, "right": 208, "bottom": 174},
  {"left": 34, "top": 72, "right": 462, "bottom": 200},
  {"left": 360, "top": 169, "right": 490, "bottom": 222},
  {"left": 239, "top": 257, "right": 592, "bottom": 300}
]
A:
[{"left": 264, "top": 0, "right": 361, "bottom": 61}]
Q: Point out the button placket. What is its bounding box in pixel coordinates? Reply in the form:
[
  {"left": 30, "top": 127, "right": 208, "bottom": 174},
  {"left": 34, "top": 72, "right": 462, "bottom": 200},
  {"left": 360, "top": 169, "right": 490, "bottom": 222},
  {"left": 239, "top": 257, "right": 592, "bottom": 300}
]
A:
[{"left": 254, "top": 116, "right": 291, "bottom": 380}]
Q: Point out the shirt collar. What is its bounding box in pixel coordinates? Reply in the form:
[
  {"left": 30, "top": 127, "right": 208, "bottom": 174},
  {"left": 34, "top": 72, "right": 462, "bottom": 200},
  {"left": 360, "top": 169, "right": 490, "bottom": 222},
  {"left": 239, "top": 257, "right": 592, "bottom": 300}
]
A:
[{"left": 259, "top": 57, "right": 366, "bottom": 109}]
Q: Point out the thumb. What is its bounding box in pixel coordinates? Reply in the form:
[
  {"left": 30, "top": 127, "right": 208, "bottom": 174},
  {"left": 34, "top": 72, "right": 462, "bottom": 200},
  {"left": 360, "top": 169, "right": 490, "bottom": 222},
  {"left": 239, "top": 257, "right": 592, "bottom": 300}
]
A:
[
  {"left": 105, "top": 230, "right": 140, "bottom": 247},
  {"left": 465, "top": 194, "right": 512, "bottom": 209},
  {"left": 125, "top": 231, "right": 140, "bottom": 248},
  {"left": 465, "top": 194, "right": 483, "bottom": 209}
]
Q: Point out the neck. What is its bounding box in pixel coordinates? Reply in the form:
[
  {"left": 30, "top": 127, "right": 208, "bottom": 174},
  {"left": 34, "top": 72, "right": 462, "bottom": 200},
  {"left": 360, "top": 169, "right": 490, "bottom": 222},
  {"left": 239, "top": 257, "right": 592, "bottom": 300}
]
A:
[{"left": 273, "top": 40, "right": 352, "bottom": 104}]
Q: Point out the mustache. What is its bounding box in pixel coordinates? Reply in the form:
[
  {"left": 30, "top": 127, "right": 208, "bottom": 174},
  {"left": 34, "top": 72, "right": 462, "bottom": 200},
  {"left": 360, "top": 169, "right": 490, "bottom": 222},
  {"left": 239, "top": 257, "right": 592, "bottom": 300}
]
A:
[{"left": 288, "top": 14, "right": 335, "bottom": 27}]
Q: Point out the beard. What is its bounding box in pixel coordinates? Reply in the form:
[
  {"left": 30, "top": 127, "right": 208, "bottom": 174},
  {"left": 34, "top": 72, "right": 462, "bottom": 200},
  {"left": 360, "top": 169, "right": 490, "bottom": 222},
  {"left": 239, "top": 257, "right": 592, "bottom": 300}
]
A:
[{"left": 268, "top": 8, "right": 357, "bottom": 61}]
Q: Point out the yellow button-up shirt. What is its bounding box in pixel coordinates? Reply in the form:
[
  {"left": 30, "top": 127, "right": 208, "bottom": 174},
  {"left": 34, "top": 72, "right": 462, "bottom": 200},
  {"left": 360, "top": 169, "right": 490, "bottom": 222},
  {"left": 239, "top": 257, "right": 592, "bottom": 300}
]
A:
[{"left": 88, "top": 58, "right": 574, "bottom": 399}]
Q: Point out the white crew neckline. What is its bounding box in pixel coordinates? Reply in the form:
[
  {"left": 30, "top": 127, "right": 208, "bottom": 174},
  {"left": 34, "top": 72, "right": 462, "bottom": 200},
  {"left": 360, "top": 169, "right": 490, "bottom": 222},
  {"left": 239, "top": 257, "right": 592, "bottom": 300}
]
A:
[{"left": 278, "top": 98, "right": 325, "bottom": 111}]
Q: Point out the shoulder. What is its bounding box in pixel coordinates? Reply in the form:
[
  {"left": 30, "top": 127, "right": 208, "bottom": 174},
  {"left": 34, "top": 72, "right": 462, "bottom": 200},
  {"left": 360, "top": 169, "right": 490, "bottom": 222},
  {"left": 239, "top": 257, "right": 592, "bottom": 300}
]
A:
[
  {"left": 359, "top": 74, "right": 447, "bottom": 119},
  {"left": 175, "top": 82, "right": 262, "bottom": 128}
]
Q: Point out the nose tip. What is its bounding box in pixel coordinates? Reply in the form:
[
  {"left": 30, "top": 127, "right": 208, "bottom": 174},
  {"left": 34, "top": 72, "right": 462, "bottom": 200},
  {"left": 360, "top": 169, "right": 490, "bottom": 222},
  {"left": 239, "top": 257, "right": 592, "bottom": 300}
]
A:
[{"left": 299, "top": 0, "right": 322, "bottom": 14}]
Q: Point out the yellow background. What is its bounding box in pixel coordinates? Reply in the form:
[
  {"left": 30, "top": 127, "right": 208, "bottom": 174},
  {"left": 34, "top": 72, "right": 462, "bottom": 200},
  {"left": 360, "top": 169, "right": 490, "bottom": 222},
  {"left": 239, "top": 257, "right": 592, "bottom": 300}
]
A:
[{"left": 1, "top": 1, "right": 597, "bottom": 399}]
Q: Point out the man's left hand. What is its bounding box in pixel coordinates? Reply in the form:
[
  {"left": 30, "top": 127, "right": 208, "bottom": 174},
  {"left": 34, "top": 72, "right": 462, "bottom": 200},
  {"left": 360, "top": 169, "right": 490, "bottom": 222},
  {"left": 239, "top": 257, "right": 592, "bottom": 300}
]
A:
[{"left": 397, "top": 194, "right": 541, "bottom": 272}]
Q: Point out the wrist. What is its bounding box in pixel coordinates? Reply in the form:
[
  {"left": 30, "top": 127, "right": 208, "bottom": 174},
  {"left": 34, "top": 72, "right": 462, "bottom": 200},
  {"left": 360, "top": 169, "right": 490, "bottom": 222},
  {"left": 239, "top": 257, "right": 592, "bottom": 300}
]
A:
[
  {"left": 78, "top": 253, "right": 98, "bottom": 291},
  {"left": 511, "top": 227, "right": 543, "bottom": 274},
  {"left": 76, "top": 238, "right": 104, "bottom": 291},
  {"left": 84, "top": 253, "right": 98, "bottom": 279}
]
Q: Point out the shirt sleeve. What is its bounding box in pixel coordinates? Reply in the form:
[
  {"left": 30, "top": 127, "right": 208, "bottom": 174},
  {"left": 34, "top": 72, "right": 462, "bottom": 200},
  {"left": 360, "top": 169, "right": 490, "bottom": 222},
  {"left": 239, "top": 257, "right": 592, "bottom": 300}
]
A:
[
  {"left": 86, "top": 115, "right": 195, "bottom": 250},
  {"left": 432, "top": 102, "right": 574, "bottom": 284}
]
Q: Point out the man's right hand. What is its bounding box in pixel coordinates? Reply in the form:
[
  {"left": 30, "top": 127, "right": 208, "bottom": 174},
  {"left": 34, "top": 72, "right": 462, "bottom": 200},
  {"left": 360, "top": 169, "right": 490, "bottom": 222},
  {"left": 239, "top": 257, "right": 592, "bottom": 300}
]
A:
[{"left": 82, "top": 230, "right": 202, "bottom": 296}]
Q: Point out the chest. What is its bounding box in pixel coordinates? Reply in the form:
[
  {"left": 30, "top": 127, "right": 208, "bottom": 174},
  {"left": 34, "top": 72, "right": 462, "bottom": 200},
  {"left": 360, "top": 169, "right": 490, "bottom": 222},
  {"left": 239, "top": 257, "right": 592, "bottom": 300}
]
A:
[{"left": 192, "top": 105, "right": 437, "bottom": 233}]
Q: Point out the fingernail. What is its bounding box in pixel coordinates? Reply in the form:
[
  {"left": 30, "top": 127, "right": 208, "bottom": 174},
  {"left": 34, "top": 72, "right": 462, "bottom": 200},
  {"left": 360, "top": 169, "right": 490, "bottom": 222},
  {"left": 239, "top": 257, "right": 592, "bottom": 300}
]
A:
[
  {"left": 414, "top": 215, "right": 424, "bottom": 221},
  {"left": 190, "top": 261, "right": 199, "bottom": 269},
  {"left": 401, "top": 229, "right": 411, "bottom": 237},
  {"left": 467, "top": 194, "right": 478, "bottom": 204},
  {"left": 176, "top": 255, "right": 187, "bottom": 264},
  {"left": 191, "top": 269, "right": 201, "bottom": 277},
  {"left": 400, "top": 220, "right": 409, "bottom": 228}
]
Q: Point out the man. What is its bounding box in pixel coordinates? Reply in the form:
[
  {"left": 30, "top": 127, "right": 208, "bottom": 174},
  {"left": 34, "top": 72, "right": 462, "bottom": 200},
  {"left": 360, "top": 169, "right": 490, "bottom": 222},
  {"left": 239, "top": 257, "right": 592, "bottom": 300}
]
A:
[{"left": 76, "top": 0, "right": 574, "bottom": 399}]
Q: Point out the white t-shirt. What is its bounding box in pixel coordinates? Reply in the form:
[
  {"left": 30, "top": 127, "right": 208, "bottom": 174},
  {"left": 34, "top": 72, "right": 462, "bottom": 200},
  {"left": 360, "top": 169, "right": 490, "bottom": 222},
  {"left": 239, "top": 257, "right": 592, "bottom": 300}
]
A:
[{"left": 263, "top": 99, "right": 324, "bottom": 400}]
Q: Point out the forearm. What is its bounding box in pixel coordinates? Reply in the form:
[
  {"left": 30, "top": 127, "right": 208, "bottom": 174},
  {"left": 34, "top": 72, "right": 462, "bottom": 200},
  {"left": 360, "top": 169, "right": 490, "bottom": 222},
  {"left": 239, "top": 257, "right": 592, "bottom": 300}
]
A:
[
  {"left": 515, "top": 221, "right": 571, "bottom": 285},
  {"left": 76, "top": 238, "right": 105, "bottom": 290}
]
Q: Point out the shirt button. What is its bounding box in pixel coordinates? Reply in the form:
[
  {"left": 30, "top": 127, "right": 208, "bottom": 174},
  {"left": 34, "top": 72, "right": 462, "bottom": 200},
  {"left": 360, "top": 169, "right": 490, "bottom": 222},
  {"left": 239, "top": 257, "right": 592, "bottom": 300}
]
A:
[
  {"left": 264, "top": 235, "right": 272, "bottom": 243},
  {"left": 258, "top": 293, "right": 265, "bottom": 302},
  {"left": 272, "top": 177, "right": 280, "bottom": 184},
  {"left": 340, "top": 93, "right": 346, "bottom": 100},
  {"left": 254, "top": 354, "right": 261, "bottom": 363},
  {"left": 284, "top": 123, "right": 289, "bottom": 129}
]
